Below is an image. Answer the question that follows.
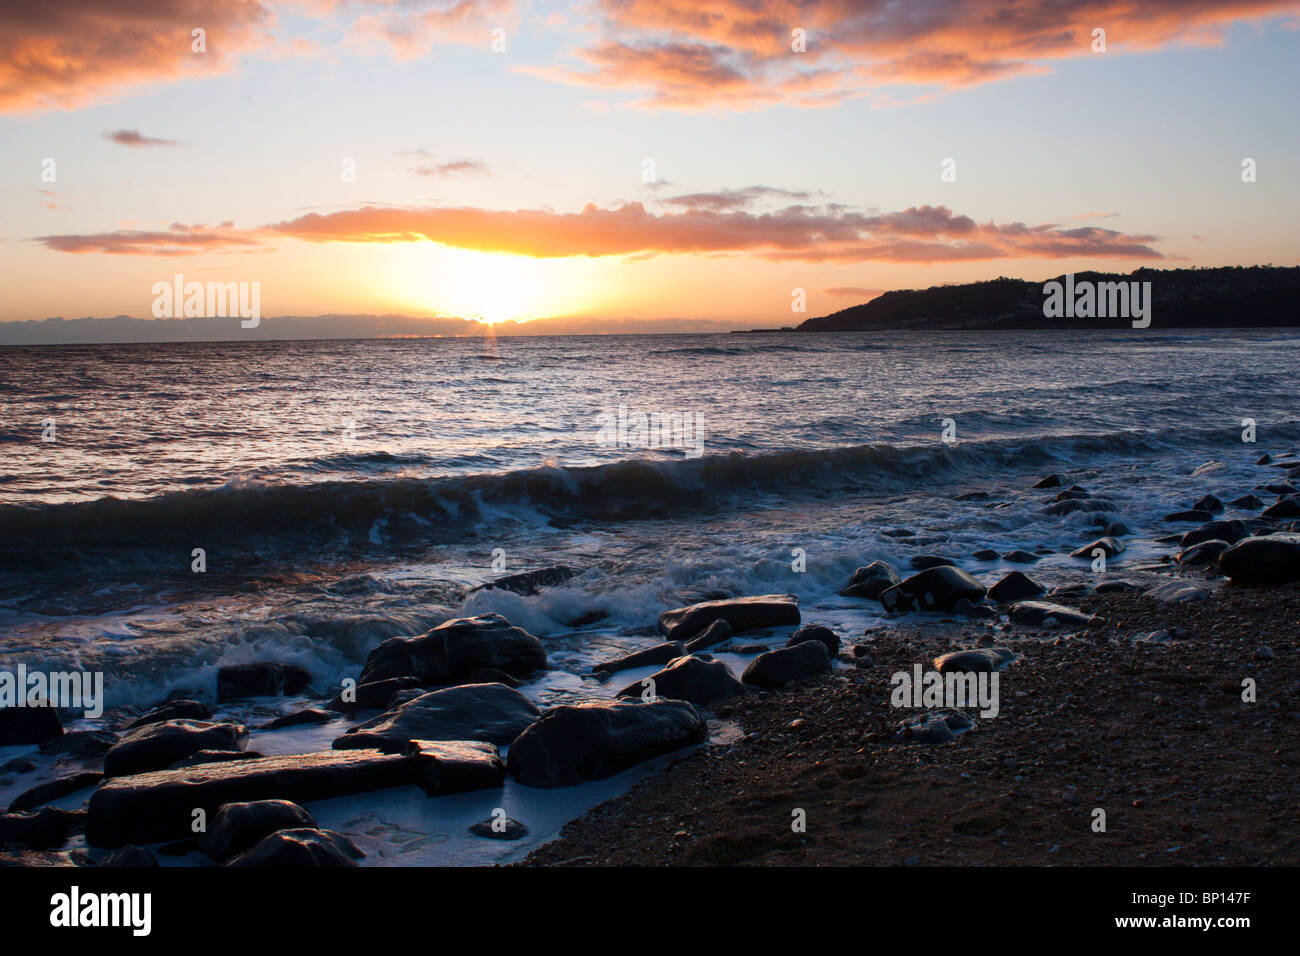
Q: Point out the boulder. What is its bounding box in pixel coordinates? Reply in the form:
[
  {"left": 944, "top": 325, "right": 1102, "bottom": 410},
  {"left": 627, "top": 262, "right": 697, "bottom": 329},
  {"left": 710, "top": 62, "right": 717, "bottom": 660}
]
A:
[
  {"left": 469, "top": 816, "right": 529, "bottom": 840},
  {"left": 616, "top": 655, "right": 744, "bottom": 707},
  {"left": 334, "top": 683, "right": 540, "bottom": 751},
  {"left": 127, "top": 699, "right": 211, "bottom": 729},
  {"left": 226, "top": 828, "right": 364, "bottom": 867},
  {"left": 785, "top": 624, "right": 841, "bottom": 658},
  {"left": 261, "top": 708, "right": 334, "bottom": 730},
  {"left": 507, "top": 698, "right": 706, "bottom": 788},
  {"left": 1228, "top": 495, "right": 1264, "bottom": 509},
  {"left": 684, "top": 619, "right": 733, "bottom": 653},
  {"left": 1177, "top": 539, "right": 1230, "bottom": 566},
  {"left": 0, "top": 706, "right": 63, "bottom": 747},
  {"left": 838, "top": 561, "right": 901, "bottom": 599},
  {"left": 1031, "top": 474, "right": 1063, "bottom": 488},
  {"left": 326, "top": 677, "right": 424, "bottom": 713},
  {"left": 8, "top": 772, "right": 103, "bottom": 813},
  {"left": 1164, "top": 509, "right": 1213, "bottom": 523},
  {"left": 471, "top": 565, "right": 575, "bottom": 596},
  {"left": 409, "top": 740, "right": 506, "bottom": 795},
  {"left": 657, "top": 594, "right": 800, "bottom": 642},
  {"left": 591, "top": 642, "right": 686, "bottom": 676},
  {"left": 988, "top": 571, "right": 1045, "bottom": 604},
  {"left": 103, "top": 719, "right": 247, "bottom": 777},
  {"left": 934, "top": 648, "right": 1015, "bottom": 673},
  {"left": 1193, "top": 494, "right": 1224, "bottom": 514},
  {"left": 170, "top": 750, "right": 263, "bottom": 770},
  {"left": 1007, "top": 601, "right": 1099, "bottom": 627},
  {"left": 1002, "top": 550, "right": 1040, "bottom": 564},
  {"left": 741, "top": 641, "right": 831, "bottom": 688},
  {"left": 39, "top": 729, "right": 118, "bottom": 759},
  {"left": 358, "top": 613, "right": 547, "bottom": 686},
  {"left": 0, "top": 807, "right": 78, "bottom": 849},
  {"left": 879, "top": 565, "right": 986, "bottom": 613},
  {"left": 1218, "top": 533, "right": 1300, "bottom": 584},
  {"left": 1263, "top": 498, "right": 1300, "bottom": 519},
  {"left": 86, "top": 749, "right": 412, "bottom": 847},
  {"left": 196, "top": 800, "right": 317, "bottom": 861},
  {"left": 1070, "top": 537, "right": 1125, "bottom": 558},
  {"left": 909, "top": 555, "right": 957, "bottom": 571},
  {"left": 972, "top": 549, "right": 1001, "bottom": 561},
  {"left": 1181, "top": 519, "right": 1249, "bottom": 549}
]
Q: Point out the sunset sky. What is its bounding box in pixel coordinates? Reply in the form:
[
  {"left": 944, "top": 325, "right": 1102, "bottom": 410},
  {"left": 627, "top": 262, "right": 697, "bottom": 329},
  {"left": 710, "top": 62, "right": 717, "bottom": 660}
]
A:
[{"left": 2, "top": 0, "right": 1299, "bottom": 331}]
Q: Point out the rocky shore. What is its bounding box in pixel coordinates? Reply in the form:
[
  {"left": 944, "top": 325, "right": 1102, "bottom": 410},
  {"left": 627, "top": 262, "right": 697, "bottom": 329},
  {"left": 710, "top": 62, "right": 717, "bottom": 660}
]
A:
[{"left": 3, "top": 453, "right": 1300, "bottom": 867}]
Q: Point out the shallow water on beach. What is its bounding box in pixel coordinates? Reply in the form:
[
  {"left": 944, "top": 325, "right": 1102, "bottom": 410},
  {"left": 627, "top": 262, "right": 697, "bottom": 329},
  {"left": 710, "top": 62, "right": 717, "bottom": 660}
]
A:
[{"left": 2, "top": 328, "right": 1298, "bottom": 863}]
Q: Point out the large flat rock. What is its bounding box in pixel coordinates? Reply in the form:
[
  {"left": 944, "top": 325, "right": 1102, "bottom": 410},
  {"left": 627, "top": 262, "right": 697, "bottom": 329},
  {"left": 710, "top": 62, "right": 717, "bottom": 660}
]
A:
[
  {"left": 333, "top": 683, "right": 540, "bottom": 751},
  {"left": 656, "top": 594, "right": 800, "bottom": 642}
]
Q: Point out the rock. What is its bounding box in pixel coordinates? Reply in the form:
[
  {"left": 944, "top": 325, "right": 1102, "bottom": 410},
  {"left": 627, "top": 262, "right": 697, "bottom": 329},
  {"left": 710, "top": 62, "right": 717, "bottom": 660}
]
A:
[
  {"left": 1177, "top": 539, "right": 1229, "bottom": 566},
  {"left": 39, "top": 729, "right": 118, "bottom": 759},
  {"left": 988, "top": 571, "right": 1045, "bottom": 603},
  {"left": 1054, "top": 489, "right": 1090, "bottom": 501},
  {"left": 730, "top": 644, "right": 769, "bottom": 655},
  {"left": 0, "top": 706, "right": 63, "bottom": 747},
  {"left": 127, "top": 699, "right": 211, "bottom": 729},
  {"left": 1094, "top": 579, "right": 1141, "bottom": 593},
  {"left": 1181, "top": 519, "right": 1249, "bottom": 548},
  {"left": 0, "top": 758, "right": 36, "bottom": 775},
  {"left": 326, "top": 677, "right": 425, "bottom": 713},
  {"left": 616, "top": 655, "right": 744, "bottom": 707},
  {"left": 334, "top": 683, "right": 540, "bottom": 751},
  {"left": 684, "top": 619, "right": 733, "bottom": 653},
  {"left": 471, "top": 566, "right": 575, "bottom": 596},
  {"left": 217, "top": 663, "right": 312, "bottom": 701},
  {"left": 261, "top": 708, "right": 333, "bottom": 730},
  {"left": 951, "top": 598, "right": 995, "bottom": 619},
  {"left": 87, "top": 749, "right": 412, "bottom": 847},
  {"left": 657, "top": 594, "right": 800, "bottom": 642},
  {"left": 1031, "top": 474, "right": 1063, "bottom": 488},
  {"left": 1008, "top": 601, "right": 1099, "bottom": 627},
  {"left": 741, "top": 641, "right": 831, "bottom": 688},
  {"left": 895, "top": 709, "right": 973, "bottom": 744},
  {"left": 1262, "top": 483, "right": 1298, "bottom": 496},
  {"left": 972, "top": 549, "right": 1000, "bottom": 561},
  {"left": 838, "top": 561, "right": 901, "bottom": 599},
  {"left": 8, "top": 772, "right": 103, "bottom": 813},
  {"left": 1257, "top": 454, "right": 1272, "bottom": 465},
  {"left": 507, "top": 698, "right": 706, "bottom": 788},
  {"left": 465, "top": 668, "right": 521, "bottom": 688},
  {"left": 879, "top": 565, "right": 986, "bottom": 613},
  {"left": 1046, "top": 583, "right": 1094, "bottom": 601},
  {"left": 1263, "top": 498, "right": 1300, "bottom": 519},
  {"left": 1144, "top": 582, "right": 1208, "bottom": 603},
  {"left": 1001, "top": 550, "right": 1039, "bottom": 564},
  {"left": 933, "top": 648, "right": 1015, "bottom": 673},
  {"left": 1070, "top": 537, "right": 1125, "bottom": 558},
  {"left": 909, "top": 555, "right": 957, "bottom": 571},
  {"left": 786, "top": 624, "right": 841, "bottom": 657},
  {"left": 882, "top": 528, "right": 915, "bottom": 538},
  {"left": 103, "top": 720, "right": 247, "bottom": 777},
  {"left": 170, "top": 750, "right": 264, "bottom": 769},
  {"left": 1105, "top": 521, "right": 1132, "bottom": 537},
  {"left": 1218, "top": 533, "right": 1300, "bottom": 584},
  {"left": 409, "top": 739, "right": 506, "bottom": 795},
  {"left": 469, "top": 816, "right": 529, "bottom": 840},
  {"left": 196, "top": 799, "right": 317, "bottom": 861},
  {"left": 226, "top": 828, "right": 364, "bottom": 867},
  {"left": 1045, "top": 498, "right": 1116, "bottom": 517},
  {"left": 359, "top": 613, "right": 547, "bottom": 686},
  {"left": 591, "top": 642, "right": 686, "bottom": 675},
  {"left": 97, "top": 846, "right": 158, "bottom": 867},
  {"left": 1163, "top": 509, "right": 1213, "bottom": 523},
  {"left": 1193, "top": 494, "right": 1224, "bottom": 514},
  {"left": 0, "top": 807, "right": 78, "bottom": 849}
]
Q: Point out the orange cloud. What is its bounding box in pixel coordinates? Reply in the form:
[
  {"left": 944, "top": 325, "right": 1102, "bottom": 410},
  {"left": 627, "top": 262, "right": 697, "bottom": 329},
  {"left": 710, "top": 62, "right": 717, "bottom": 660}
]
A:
[{"left": 36, "top": 199, "right": 1166, "bottom": 263}]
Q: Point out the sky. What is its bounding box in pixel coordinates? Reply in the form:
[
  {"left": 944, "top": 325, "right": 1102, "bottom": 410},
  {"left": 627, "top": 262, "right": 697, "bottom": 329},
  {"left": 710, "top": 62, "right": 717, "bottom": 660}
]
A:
[{"left": 1, "top": 0, "right": 1299, "bottom": 335}]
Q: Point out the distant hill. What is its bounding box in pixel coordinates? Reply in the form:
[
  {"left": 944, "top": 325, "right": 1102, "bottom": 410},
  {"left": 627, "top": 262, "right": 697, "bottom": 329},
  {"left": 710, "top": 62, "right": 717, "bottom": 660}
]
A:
[{"left": 796, "top": 266, "right": 1300, "bottom": 331}]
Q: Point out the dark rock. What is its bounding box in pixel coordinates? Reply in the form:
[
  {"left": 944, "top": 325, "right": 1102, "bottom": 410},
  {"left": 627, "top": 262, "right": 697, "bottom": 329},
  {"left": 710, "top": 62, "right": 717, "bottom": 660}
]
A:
[
  {"left": 334, "top": 683, "right": 539, "bottom": 751},
  {"left": 261, "top": 708, "right": 334, "bottom": 730},
  {"left": 1228, "top": 494, "right": 1265, "bottom": 509},
  {"left": 1046, "top": 583, "right": 1094, "bottom": 601},
  {"left": 471, "top": 565, "right": 575, "bottom": 596},
  {"left": 1045, "top": 498, "right": 1115, "bottom": 516},
  {"left": 591, "top": 642, "right": 686, "bottom": 676},
  {"left": 1008, "top": 601, "right": 1099, "bottom": 627},
  {"left": 127, "top": 699, "right": 211, "bottom": 729},
  {"left": 358, "top": 613, "right": 547, "bottom": 686},
  {"left": 0, "top": 758, "right": 37, "bottom": 775},
  {"left": 1218, "top": 533, "right": 1300, "bottom": 584},
  {"left": 97, "top": 846, "right": 158, "bottom": 867},
  {"left": 469, "top": 816, "right": 528, "bottom": 840},
  {"left": 1143, "top": 582, "right": 1208, "bottom": 603},
  {"left": 1257, "top": 454, "right": 1272, "bottom": 465},
  {"left": 1193, "top": 494, "right": 1224, "bottom": 514},
  {"left": 0, "top": 807, "right": 77, "bottom": 849},
  {"left": 87, "top": 749, "right": 412, "bottom": 847},
  {"left": 1262, "top": 483, "right": 1297, "bottom": 496},
  {"left": 616, "top": 655, "right": 744, "bottom": 707},
  {"left": 972, "top": 549, "right": 1000, "bottom": 560},
  {"left": 879, "top": 565, "right": 986, "bottom": 613},
  {"left": 409, "top": 739, "right": 506, "bottom": 795},
  {"left": 1181, "top": 519, "right": 1249, "bottom": 548},
  {"left": 1164, "top": 509, "right": 1213, "bottom": 523},
  {"left": 933, "top": 648, "right": 1015, "bottom": 672},
  {"left": 1263, "top": 498, "right": 1300, "bottom": 519},
  {"left": 326, "top": 677, "right": 424, "bottom": 713},
  {"left": 909, "top": 555, "right": 957, "bottom": 571},
  {"left": 1031, "top": 474, "right": 1062, "bottom": 488},
  {"left": 507, "top": 699, "right": 707, "bottom": 788},
  {"left": 103, "top": 719, "right": 247, "bottom": 777},
  {"left": 465, "top": 668, "right": 521, "bottom": 688},
  {"left": 1054, "top": 489, "right": 1090, "bottom": 501},
  {"left": 225, "top": 828, "right": 364, "bottom": 867},
  {"left": 8, "top": 772, "right": 103, "bottom": 813},
  {"left": 1070, "top": 536, "right": 1125, "bottom": 558},
  {"left": 657, "top": 594, "right": 800, "bottom": 642},
  {"left": 838, "top": 561, "right": 901, "bottom": 599},
  {"left": 1177, "top": 539, "right": 1230, "bottom": 566},
  {"left": 39, "top": 729, "right": 118, "bottom": 759},
  {"left": 988, "top": 571, "right": 1045, "bottom": 603},
  {"left": 217, "top": 663, "right": 312, "bottom": 701},
  {"left": 0, "top": 706, "right": 63, "bottom": 747},
  {"left": 882, "top": 528, "right": 915, "bottom": 538},
  {"left": 684, "top": 619, "right": 733, "bottom": 653},
  {"left": 786, "top": 624, "right": 841, "bottom": 657},
  {"left": 1002, "top": 550, "right": 1040, "bottom": 564},
  {"left": 170, "top": 750, "right": 264, "bottom": 769},
  {"left": 895, "top": 709, "right": 973, "bottom": 744},
  {"left": 196, "top": 799, "right": 317, "bottom": 861},
  {"left": 1104, "top": 521, "right": 1132, "bottom": 537},
  {"left": 741, "top": 641, "right": 831, "bottom": 688},
  {"left": 730, "top": 644, "right": 769, "bottom": 655}
]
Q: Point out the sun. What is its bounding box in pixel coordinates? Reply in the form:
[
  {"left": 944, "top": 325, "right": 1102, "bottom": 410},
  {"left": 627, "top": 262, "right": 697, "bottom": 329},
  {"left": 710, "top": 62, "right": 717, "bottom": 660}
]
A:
[{"left": 399, "top": 247, "right": 570, "bottom": 325}]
